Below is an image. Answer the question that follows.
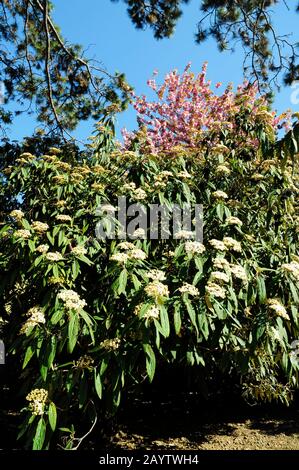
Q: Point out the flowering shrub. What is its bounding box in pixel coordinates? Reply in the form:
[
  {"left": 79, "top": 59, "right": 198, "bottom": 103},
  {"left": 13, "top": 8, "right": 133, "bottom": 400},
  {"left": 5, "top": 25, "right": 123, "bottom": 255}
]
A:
[{"left": 1, "top": 68, "right": 299, "bottom": 449}]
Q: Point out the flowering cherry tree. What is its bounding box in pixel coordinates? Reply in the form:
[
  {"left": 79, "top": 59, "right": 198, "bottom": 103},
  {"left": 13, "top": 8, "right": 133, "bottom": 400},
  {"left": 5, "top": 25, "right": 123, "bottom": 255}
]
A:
[{"left": 123, "top": 63, "right": 290, "bottom": 153}]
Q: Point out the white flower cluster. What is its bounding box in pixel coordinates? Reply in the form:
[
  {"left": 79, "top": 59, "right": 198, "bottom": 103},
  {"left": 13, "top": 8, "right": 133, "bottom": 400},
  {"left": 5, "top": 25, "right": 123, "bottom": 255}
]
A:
[
  {"left": 20, "top": 306, "right": 45, "bottom": 334},
  {"left": 177, "top": 170, "right": 192, "bottom": 179},
  {"left": 14, "top": 229, "right": 31, "bottom": 239},
  {"left": 117, "top": 241, "right": 135, "bottom": 250},
  {"left": 129, "top": 248, "right": 147, "bottom": 260},
  {"left": 36, "top": 244, "right": 49, "bottom": 254},
  {"left": 210, "top": 271, "right": 229, "bottom": 284},
  {"left": 56, "top": 214, "right": 72, "bottom": 222},
  {"left": 145, "top": 281, "right": 169, "bottom": 299},
  {"left": 72, "top": 245, "right": 87, "bottom": 256},
  {"left": 212, "top": 190, "right": 228, "bottom": 199},
  {"left": 57, "top": 289, "right": 87, "bottom": 311},
  {"left": 146, "top": 269, "right": 166, "bottom": 281},
  {"left": 45, "top": 252, "right": 63, "bottom": 262},
  {"left": 134, "top": 304, "right": 160, "bottom": 320},
  {"left": 178, "top": 283, "right": 199, "bottom": 296},
  {"left": 132, "top": 228, "right": 146, "bottom": 239},
  {"left": 215, "top": 165, "right": 231, "bottom": 175},
  {"left": 205, "top": 282, "right": 226, "bottom": 299},
  {"left": 75, "top": 355, "right": 94, "bottom": 369},
  {"left": 267, "top": 299, "right": 290, "bottom": 320},
  {"left": 26, "top": 388, "right": 48, "bottom": 416},
  {"left": 223, "top": 237, "right": 242, "bottom": 252},
  {"left": 209, "top": 239, "right": 226, "bottom": 251},
  {"left": 213, "top": 257, "right": 230, "bottom": 269},
  {"left": 32, "top": 221, "right": 49, "bottom": 233},
  {"left": 184, "top": 241, "right": 205, "bottom": 255},
  {"left": 110, "top": 245, "right": 147, "bottom": 263},
  {"left": 134, "top": 188, "right": 147, "bottom": 201},
  {"left": 110, "top": 252, "right": 129, "bottom": 263},
  {"left": 281, "top": 262, "right": 299, "bottom": 281},
  {"left": 10, "top": 210, "right": 24, "bottom": 220},
  {"left": 100, "top": 338, "right": 121, "bottom": 351},
  {"left": 226, "top": 216, "right": 243, "bottom": 227},
  {"left": 230, "top": 264, "right": 247, "bottom": 282},
  {"left": 175, "top": 230, "right": 194, "bottom": 240}
]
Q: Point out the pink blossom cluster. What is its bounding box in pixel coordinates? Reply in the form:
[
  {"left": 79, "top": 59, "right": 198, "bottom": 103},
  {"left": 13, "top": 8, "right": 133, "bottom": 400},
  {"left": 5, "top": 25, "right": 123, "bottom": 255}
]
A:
[{"left": 122, "top": 63, "right": 289, "bottom": 153}]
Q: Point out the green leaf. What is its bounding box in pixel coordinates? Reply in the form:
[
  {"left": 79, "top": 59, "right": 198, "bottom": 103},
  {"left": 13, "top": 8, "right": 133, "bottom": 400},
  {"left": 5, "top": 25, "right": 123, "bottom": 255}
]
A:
[
  {"left": 32, "top": 417, "right": 46, "bottom": 450},
  {"left": 173, "top": 303, "right": 181, "bottom": 335},
  {"left": 94, "top": 370, "right": 102, "bottom": 399},
  {"left": 143, "top": 344, "right": 156, "bottom": 382},
  {"left": 256, "top": 275, "right": 267, "bottom": 303},
  {"left": 159, "top": 305, "right": 170, "bottom": 338},
  {"left": 23, "top": 345, "right": 34, "bottom": 369},
  {"left": 117, "top": 269, "right": 128, "bottom": 295},
  {"left": 68, "top": 313, "right": 79, "bottom": 353},
  {"left": 72, "top": 260, "right": 80, "bottom": 280},
  {"left": 48, "top": 402, "right": 57, "bottom": 432},
  {"left": 51, "top": 309, "right": 64, "bottom": 325}
]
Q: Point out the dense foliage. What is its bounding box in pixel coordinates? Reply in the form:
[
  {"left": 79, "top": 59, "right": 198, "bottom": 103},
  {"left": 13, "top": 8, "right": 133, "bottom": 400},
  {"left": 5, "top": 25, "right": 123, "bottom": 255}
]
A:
[{"left": 1, "top": 68, "right": 299, "bottom": 449}]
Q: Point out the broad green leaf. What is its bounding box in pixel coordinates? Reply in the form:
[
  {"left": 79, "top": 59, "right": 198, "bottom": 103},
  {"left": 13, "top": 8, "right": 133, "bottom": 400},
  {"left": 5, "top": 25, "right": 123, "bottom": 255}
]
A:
[
  {"left": 48, "top": 402, "right": 57, "bottom": 432},
  {"left": 32, "top": 417, "right": 46, "bottom": 450}
]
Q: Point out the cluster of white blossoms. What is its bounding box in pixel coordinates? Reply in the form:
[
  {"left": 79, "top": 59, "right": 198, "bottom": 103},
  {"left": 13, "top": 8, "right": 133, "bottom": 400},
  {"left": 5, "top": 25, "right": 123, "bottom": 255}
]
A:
[
  {"left": 55, "top": 161, "right": 71, "bottom": 171},
  {"left": 71, "top": 245, "right": 87, "bottom": 256},
  {"left": 31, "top": 221, "right": 49, "bottom": 233},
  {"left": 20, "top": 306, "right": 46, "bottom": 334},
  {"left": 45, "top": 252, "right": 63, "bottom": 262},
  {"left": 215, "top": 165, "right": 231, "bottom": 175},
  {"left": 14, "top": 229, "right": 31, "bottom": 239},
  {"left": 226, "top": 216, "right": 243, "bottom": 227},
  {"left": 184, "top": 241, "right": 205, "bottom": 255},
  {"left": 117, "top": 241, "right": 135, "bottom": 251},
  {"left": 129, "top": 248, "right": 147, "bottom": 260},
  {"left": 213, "top": 257, "right": 230, "bottom": 269},
  {"left": 36, "top": 244, "right": 49, "bottom": 254},
  {"left": 100, "top": 338, "right": 121, "bottom": 351},
  {"left": 209, "top": 239, "right": 227, "bottom": 251},
  {"left": 174, "top": 230, "right": 194, "bottom": 240},
  {"left": 205, "top": 282, "right": 226, "bottom": 299},
  {"left": 146, "top": 269, "right": 166, "bottom": 281},
  {"left": 10, "top": 209, "right": 24, "bottom": 220},
  {"left": 133, "top": 188, "right": 147, "bottom": 201},
  {"left": 75, "top": 355, "right": 94, "bottom": 369},
  {"left": 212, "top": 190, "right": 228, "bottom": 199},
  {"left": 178, "top": 283, "right": 199, "bottom": 296},
  {"left": 122, "top": 182, "right": 137, "bottom": 192},
  {"left": 230, "top": 264, "right": 248, "bottom": 282},
  {"left": 57, "top": 289, "right": 87, "bottom": 311},
  {"left": 132, "top": 228, "right": 146, "bottom": 239},
  {"left": 210, "top": 271, "right": 229, "bottom": 284},
  {"left": 56, "top": 214, "right": 72, "bottom": 222},
  {"left": 56, "top": 200, "right": 67, "bottom": 207},
  {"left": 26, "top": 388, "right": 48, "bottom": 416},
  {"left": 223, "top": 237, "right": 242, "bottom": 252},
  {"left": 110, "top": 245, "right": 147, "bottom": 263},
  {"left": 134, "top": 304, "right": 160, "bottom": 320},
  {"left": 52, "top": 175, "right": 67, "bottom": 184},
  {"left": 110, "top": 252, "right": 129, "bottom": 263},
  {"left": 281, "top": 262, "right": 299, "bottom": 281},
  {"left": 267, "top": 299, "right": 290, "bottom": 320},
  {"left": 177, "top": 170, "right": 192, "bottom": 179},
  {"left": 145, "top": 281, "right": 169, "bottom": 299},
  {"left": 48, "top": 276, "right": 65, "bottom": 285}
]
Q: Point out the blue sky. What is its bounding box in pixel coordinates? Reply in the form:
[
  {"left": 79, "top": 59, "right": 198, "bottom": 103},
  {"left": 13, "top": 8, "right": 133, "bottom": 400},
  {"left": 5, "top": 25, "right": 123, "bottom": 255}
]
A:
[{"left": 5, "top": 0, "right": 299, "bottom": 143}]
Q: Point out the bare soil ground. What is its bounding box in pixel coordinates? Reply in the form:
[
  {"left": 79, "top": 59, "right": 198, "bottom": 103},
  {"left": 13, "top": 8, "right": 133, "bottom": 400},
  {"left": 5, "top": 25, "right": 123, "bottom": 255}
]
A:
[{"left": 109, "top": 393, "right": 299, "bottom": 450}]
